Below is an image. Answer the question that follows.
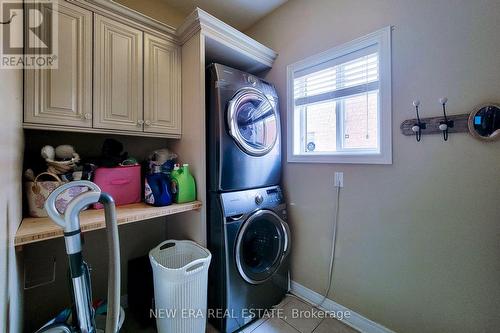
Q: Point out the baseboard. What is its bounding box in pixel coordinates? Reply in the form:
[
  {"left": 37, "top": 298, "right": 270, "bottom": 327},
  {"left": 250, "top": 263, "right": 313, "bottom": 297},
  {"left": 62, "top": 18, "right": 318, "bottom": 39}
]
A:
[{"left": 290, "top": 281, "right": 396, "bottom": 333}]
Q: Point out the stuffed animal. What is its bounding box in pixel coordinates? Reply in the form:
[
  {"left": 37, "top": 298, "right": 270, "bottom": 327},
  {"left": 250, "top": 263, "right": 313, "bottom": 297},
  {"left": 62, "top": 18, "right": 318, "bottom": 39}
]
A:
[
  {"left": 41, "top": 145, "right": 55, "bottom": 161},
  {"left": 41, "top": 145, "right": 80, "bottom": 174},
  {"left": 55, "top": 145, "right": 77, "bottom": 161}
]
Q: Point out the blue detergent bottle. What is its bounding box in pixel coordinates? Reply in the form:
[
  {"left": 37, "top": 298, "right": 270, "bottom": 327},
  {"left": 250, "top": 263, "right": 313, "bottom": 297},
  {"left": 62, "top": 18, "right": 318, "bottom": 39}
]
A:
[{"left": 144, "top": 164, "right": 172, "bottom": 206}]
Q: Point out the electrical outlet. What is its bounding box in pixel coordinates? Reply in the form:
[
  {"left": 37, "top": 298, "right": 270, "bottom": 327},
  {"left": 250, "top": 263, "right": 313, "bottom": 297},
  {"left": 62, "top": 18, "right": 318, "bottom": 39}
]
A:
[{"left": 334, "top": 172, "right": 344, "bottom": 188}]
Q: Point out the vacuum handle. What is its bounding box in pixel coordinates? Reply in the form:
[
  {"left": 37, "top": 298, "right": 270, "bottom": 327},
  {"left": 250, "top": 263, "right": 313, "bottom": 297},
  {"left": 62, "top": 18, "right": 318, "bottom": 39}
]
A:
[{"left": 45, "top": 181, "right": 100, "bottom": 228}]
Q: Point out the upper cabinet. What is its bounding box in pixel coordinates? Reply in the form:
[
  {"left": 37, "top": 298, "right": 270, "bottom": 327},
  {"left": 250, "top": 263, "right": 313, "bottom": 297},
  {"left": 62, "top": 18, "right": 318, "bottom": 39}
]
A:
[
  {"left": 24, "top": 1, "right": 93, "bottom": 128},
  {"left": 23, "top": 2, "right": 182, "bottom": 138},
  {"left": 93, "top": 15, "right": 144, "bottom": 132},
  {"left": 144, "top": 33, "right": 181, "bottom": 135}
]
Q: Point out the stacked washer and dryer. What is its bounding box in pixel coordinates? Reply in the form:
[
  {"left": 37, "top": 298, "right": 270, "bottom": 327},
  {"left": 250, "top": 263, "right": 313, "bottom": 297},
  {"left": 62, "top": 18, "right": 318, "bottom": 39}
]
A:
[{"left": 206, "top": 63, "right": 291, "bottom": 333}]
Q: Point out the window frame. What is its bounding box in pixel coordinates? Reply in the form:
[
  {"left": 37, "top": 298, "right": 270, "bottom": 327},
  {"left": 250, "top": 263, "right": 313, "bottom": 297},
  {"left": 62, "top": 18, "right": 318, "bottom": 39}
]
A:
[{"left": 286, "top": 26, "right": 392, "bottom": 164}]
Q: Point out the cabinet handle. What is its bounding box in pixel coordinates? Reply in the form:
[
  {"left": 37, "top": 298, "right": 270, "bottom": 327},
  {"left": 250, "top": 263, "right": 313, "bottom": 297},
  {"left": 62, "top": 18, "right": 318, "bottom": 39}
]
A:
[
  {"left": 145, "top": 120, "right": 152, "bottom": 126},
  {"left": 83, "top": 113, "right": 92, "bottom": 120},
  {"left": 137, "top": 120, "right": 144, "bottom": 126}
]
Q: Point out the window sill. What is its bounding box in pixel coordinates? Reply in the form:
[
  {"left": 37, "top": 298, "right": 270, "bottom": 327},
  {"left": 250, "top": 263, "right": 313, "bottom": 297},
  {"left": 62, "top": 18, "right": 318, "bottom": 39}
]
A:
[{"left": 287, "top": 153, "right": 392, "bottom": 165}]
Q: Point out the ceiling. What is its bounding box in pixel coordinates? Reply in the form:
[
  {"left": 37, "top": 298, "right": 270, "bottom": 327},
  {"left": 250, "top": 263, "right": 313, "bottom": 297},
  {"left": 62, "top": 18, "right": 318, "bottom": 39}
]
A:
[{"left": 161, "top": 0, "right": 288, "bottom": 31}]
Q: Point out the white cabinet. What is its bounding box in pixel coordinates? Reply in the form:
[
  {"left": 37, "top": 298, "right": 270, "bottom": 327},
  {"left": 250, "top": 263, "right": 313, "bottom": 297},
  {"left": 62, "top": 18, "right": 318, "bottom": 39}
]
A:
[
  {"left": 24, "top": 1, "right": 92, "bottom": 127},
  {"left": 93, "top": 14, "right": 144, "bottom": 132},
  {"left": 23, "top": 4, "right": 182, "bottom": 138},
  {"left": 144, "top": 33, "right": 181, "bottom": 135}
]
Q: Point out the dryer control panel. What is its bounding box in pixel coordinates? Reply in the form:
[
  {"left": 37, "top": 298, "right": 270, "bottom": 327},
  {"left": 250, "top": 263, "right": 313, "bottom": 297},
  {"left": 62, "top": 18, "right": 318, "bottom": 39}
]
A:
[{"left": 221, "top": 185, "right": 284, "bottom": 217}]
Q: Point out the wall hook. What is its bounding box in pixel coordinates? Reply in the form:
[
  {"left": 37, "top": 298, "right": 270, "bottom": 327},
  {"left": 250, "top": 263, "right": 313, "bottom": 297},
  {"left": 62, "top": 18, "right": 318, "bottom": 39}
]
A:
[
  {"left": 438, "top": 97, "right": 454, "bottom": 141},
  {"left": 412, "top": 100, "right": 426, "bottom": 142}
]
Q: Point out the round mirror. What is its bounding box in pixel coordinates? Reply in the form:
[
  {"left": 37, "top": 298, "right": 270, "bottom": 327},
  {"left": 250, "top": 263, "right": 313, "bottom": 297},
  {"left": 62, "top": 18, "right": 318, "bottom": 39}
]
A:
[{"left": 468, "top": 104, "right": 500, "bottom": 141}]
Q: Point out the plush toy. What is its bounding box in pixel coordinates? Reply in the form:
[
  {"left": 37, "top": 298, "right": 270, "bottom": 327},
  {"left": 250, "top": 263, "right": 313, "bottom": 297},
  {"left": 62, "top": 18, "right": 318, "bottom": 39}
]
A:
[
  {"left": 149, "top": 148, "right": 177, "bottom": 166},
  {"left": 41, "top": 145, "right": 80, "bottom": 174},
  {"left": 55, "top": 145, "right": 77, "bottom": 161},
  {"left": 41, "top": 145, "right": 55, "bottom": 161}
]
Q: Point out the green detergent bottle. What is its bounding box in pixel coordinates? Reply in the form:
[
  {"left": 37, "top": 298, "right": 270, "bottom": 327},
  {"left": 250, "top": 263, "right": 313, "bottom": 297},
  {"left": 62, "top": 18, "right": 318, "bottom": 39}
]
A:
[{"left": 170, "top": 163, "right": 196, "bottom": 203}]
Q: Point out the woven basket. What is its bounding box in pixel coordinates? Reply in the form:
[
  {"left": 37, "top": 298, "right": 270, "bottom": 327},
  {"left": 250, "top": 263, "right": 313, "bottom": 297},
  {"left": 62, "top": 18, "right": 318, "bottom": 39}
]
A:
[{"left": 25, "top": 172, "right": 87, "bottom": 218}]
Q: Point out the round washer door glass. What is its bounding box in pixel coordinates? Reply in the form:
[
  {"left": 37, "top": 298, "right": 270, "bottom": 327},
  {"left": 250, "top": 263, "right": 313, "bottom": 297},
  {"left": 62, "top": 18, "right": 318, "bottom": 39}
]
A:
[
  {"left": 236, "top": 210, "right": 288, "bottom": 284},
  {"left": 228, "top": 88, "right": 278, "bottom": 156}
]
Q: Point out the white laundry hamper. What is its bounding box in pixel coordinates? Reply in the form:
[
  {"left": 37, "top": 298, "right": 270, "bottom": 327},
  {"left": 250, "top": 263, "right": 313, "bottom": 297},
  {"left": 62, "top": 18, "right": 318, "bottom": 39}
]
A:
[{"left": 149, "top": 240, "right": 212, "bottom": 333}]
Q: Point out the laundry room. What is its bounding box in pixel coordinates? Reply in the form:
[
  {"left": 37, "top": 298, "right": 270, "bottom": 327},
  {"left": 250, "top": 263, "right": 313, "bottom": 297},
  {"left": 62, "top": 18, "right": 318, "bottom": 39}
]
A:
[{"left": 1, "top": 0, "right": 500, "bottom": 333}]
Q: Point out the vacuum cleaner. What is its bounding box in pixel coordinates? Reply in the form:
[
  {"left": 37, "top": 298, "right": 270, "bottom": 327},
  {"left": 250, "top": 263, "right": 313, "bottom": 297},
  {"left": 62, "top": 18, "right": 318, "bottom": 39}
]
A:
[{"left": 38, "top": 181, "right": 123, "bottom": 333}]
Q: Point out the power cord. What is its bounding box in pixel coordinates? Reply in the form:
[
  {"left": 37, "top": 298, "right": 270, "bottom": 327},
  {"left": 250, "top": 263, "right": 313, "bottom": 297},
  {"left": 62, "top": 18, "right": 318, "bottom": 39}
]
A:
[
  {"left": 316, "top": 185, "right": 341, "bottom": 308},
  {"left": 287, "top": 184, "right": 342, "bottom": 310}
]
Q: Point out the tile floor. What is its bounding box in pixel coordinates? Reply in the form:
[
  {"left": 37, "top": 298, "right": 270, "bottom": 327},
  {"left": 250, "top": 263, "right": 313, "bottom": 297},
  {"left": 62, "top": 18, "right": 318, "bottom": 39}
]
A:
[
  {"left": 122, "top": 295, "right": 359, "bottom": 333},
  {"left": 235, "top": 296, "right": 359, "bottom": 333}
]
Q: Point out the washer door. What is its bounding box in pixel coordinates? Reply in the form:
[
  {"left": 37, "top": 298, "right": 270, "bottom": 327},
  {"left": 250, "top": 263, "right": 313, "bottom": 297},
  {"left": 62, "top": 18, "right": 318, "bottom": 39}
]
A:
[
  {"left": 227, "top": 87, "right": 278, "bottom": 156},
  {"left": 235, "top": 210, "right": 290, "bottom": 284}
]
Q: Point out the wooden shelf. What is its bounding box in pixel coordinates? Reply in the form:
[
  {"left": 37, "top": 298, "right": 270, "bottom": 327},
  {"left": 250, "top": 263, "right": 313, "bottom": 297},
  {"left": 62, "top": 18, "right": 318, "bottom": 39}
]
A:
[{"left": 15, "top": 201, "right": 202, "bottom": 247}]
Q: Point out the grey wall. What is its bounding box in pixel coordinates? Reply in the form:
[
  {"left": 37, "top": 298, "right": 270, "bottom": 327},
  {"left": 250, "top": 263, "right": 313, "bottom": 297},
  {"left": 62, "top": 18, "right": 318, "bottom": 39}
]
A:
[{"left": 246, "top": 0, "right": 500, "bottom": 332}]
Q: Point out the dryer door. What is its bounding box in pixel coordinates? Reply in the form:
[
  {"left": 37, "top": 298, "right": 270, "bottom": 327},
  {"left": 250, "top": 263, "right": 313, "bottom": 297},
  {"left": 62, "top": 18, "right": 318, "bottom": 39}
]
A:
[
  {"left": 235, "top": 209, "right": 290, "bottom": 284},
  {"left": 227, "top": 87, "right": 278, "bottom": 156}
]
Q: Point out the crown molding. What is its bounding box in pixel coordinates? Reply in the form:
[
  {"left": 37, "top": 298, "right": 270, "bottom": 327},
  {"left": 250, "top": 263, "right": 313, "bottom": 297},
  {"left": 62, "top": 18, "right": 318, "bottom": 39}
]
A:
[
  {"left": 65, "top": 2, "right": 277, "bottom": 69},
  {"left": 68, "top": 0, "right": 178, "bottom": 40},
  {"left": 177, "top": 8, "right": 278, "bottom": 68}
]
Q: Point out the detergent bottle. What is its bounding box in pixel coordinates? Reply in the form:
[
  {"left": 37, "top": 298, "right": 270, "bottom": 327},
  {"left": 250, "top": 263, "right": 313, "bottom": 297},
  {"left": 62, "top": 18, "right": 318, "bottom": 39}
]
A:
[
  {"left": 144, "top": 163, "right": 172, "bottom": 206},
  {"left": 170, "top": 164, "right": 196, "bottom": 203}
]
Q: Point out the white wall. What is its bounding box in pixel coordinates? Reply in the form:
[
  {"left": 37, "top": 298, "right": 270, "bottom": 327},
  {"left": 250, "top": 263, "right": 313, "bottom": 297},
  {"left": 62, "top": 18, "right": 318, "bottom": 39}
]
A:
[
  {"left": 0, "top": 0, "right": 24, "bottom": 329},
  {"left": 246, "top": 0, "right": 500, "bottom": 332},
  {"left": 0, "top": 70, "right": 23, "bottom": 333}
]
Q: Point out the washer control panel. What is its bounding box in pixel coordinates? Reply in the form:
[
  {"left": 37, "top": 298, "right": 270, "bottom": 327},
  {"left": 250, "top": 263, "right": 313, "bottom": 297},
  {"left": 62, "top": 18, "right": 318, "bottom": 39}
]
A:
[
  {"left": 265, "top": 187, "right": 283, "bottom": 204},
  {"left": 221, "top": 185, "right": 284, "bottom": 217}
]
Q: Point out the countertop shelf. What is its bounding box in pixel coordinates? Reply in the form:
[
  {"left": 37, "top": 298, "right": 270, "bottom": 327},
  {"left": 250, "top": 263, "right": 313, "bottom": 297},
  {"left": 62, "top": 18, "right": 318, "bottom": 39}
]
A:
[{"left": 15, "top": 201, "right": 202, "bottom": 247}]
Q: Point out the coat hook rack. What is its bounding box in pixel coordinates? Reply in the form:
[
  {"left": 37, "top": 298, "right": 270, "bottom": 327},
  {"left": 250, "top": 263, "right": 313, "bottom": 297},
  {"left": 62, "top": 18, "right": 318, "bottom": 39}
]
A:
[{"left": 401, "top": 98, "right": 470, "bottom": 140}]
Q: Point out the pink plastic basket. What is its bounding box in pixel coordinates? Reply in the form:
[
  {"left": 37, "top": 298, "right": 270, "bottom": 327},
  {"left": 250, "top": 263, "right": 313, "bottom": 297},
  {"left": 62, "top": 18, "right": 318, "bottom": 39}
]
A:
[{"left": 92, "top": 165, "right": 141, "bottom": 209}]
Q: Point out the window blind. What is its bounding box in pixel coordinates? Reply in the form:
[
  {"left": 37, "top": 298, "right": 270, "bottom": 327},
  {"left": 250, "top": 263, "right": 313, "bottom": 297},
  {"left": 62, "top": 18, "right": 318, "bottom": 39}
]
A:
[{"left": 294, "top": 45, "right": 379, "bottom": 107}]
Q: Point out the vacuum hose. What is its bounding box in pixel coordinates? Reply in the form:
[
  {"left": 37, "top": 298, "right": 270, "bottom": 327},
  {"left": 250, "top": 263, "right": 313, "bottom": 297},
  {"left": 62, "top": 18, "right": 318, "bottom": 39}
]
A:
[{"left": 99, "top": 193, "right": 121, "bottom": 333}]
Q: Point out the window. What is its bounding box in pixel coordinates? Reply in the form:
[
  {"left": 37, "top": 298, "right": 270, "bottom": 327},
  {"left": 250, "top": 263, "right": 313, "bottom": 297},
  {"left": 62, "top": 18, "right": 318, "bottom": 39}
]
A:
[{"left": 287, "top": 27, "right": 392, "bottom": 164}]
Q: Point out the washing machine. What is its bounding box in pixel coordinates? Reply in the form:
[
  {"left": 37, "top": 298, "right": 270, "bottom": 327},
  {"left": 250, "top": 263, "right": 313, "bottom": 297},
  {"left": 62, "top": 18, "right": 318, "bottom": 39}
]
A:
[
  {"left": 208, "top": 185, "right": 290, "bottom": 333},
  {"left": 207, "top": 63, "right": 281, "bottom": 192}
]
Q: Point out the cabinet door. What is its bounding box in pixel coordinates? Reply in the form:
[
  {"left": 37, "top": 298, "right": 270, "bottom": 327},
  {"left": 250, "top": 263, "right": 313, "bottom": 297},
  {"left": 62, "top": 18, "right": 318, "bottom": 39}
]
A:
[
  {"left": 94, "top": 15, "right": 143, "bottom": 132},
  {"left": 144, "top": 33, "right": 181, "bottom": 135},
  {"left": 24, "top": 1, "right": 92, "bottom": 127}
]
